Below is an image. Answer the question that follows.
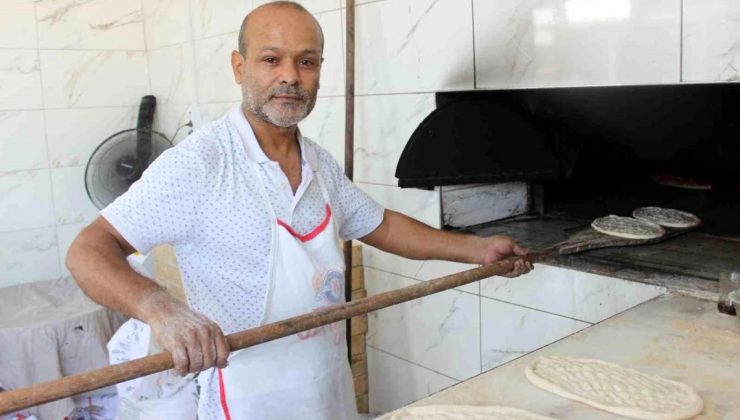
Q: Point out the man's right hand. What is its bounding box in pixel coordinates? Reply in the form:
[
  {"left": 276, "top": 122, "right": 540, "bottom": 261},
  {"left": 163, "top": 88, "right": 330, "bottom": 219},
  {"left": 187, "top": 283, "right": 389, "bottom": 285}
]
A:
[{"left": 142, "top": 290, "right": 230, "bottom": 375}]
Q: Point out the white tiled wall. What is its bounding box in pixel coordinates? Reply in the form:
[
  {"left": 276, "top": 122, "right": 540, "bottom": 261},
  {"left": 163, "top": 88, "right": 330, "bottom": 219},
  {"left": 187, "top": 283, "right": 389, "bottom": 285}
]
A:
[
  {"left": 479, "top": 297, "right": 589, "bottom": 371},
  {"left": 473, "top": 0, "right": 681, "bottom": 88},
  {"left": 364, "top": 256, "right": 665, "bottom": 412},
  {"left": 366, "top": 268, "right": 481, "bottom": 381},
  {"left": 367, "top": 346, "right": 457, "bottom": 415},
  {"left": 682, "top": 0, "right": 740, "bottom": 81},
  {"left": 0, "top": 0, "right": 735, "bottom": 414},
  {"left": 480, "top": 264, "right": 666, "bottom": 323},
  {"left": 0, "top": 1, "right": 146, "bottom": 287}
]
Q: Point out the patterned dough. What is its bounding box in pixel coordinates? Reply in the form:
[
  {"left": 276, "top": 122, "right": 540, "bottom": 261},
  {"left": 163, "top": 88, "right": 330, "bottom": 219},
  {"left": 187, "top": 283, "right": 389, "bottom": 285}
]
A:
[
  {"left": 525, "top": 356, "right": 703, "bottom": 419},
  {"left": 591, "top": 215, "right": 666, "bottom": 239},
  {"left": 388, "top": 405, "right": 557, "bottom": 420},
  {"left": 632, "top": 207, "right": 701, "bottom": 229}
]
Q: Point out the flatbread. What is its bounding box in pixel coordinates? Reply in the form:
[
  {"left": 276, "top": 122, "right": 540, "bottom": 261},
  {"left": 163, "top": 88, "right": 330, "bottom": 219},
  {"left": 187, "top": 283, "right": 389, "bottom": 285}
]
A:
[
  {"left": 591, "top": 215, "right": 665, "bottom": 239},
  {"left": 632, "top": 207, "right": 700, "bottom": 229},
  {"left": 525, "top": 356, "right": 703, "bottom": 419},
  {"left": 388, "top": 405, "right": 557, "bottom": 420}
]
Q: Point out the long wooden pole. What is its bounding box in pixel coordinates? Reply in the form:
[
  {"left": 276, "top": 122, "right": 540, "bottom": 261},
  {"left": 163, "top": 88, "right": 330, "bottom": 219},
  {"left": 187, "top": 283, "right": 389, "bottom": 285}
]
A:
[
  {"left": 343, "top": 0, "right": 356, "bottom": 357},
  {"left": 0, "top": 254, "right": 537, "bottom": 416}
]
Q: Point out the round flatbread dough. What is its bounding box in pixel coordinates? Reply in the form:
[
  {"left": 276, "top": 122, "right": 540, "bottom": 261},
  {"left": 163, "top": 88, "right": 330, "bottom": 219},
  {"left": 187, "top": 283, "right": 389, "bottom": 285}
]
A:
[
  {"left": 632, "top": 207, "right": 701, "bottom": 229},
  {"left": 388, "top": 405, "right": 557, "bottom": 420},
  {"left": 525, "top": 356, "right": 703, "bottom": 420},
  {"left": 591, "top": 215, "right": 665, "bottom": 239}
]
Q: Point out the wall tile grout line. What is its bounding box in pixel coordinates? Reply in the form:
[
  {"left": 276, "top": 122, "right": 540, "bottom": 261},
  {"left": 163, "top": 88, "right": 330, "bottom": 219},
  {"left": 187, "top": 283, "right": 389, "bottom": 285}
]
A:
[
  {"left": 140, "top": 0, "right": 153, "bottom": 95},
  {"left": 679, "top": 0, "right": 684, "bottom": 82},
  {"left": 187, "top": 0, "right": 203, "bottom": 107},
  {"left": 471, "top": 0, "right": 477, "bottom": 89},
  {"left": 0, "top": 104, "right": 190, "bottom": 113},
  {"left": 478, "top": 295, "right": 666, "bottom": 373},
  {"left": 364, "top": 266, "right": 481, "bottom": 298},
  {"left": 32, "top": 0, "right": 63, "bottom": 282},
  {"left": 367, "top": 345, "right": 462, "bottom": 382},
  {"left": 365, "top": 264, "right": 598, "bottom": 324},
  {"left": 479, "top": 279, "right": 483, "bottom": 374},
  {"left": 479, "top": 294, "right": 594, "bottom": 325},
  {"left": 0, "top": 47, "right": 147, "bottom": 53},
  {"left": 0, "top": 219, "right": 87, "bottom": 236}
]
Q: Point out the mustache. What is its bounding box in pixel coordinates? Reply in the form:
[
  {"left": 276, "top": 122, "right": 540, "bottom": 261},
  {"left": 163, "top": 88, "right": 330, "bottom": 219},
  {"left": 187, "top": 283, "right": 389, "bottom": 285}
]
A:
[{"left": 269, "top": 85, "right": 310, "bottom": 101}]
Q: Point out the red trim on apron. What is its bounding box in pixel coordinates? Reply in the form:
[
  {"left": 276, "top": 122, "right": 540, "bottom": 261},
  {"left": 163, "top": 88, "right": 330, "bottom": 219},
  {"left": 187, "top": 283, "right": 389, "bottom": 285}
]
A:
[
  {"left": 277, "top": 204, "right": 332, "bottom": 242},
  {"left": 217, "top": 368, "right": 232, "bottom": 420}
]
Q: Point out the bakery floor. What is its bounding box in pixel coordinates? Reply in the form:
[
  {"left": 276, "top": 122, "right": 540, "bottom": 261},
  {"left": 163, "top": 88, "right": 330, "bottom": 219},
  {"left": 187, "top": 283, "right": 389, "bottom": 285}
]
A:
[{"left": 376, "top": 295, "right": 740, "bottom": 419}]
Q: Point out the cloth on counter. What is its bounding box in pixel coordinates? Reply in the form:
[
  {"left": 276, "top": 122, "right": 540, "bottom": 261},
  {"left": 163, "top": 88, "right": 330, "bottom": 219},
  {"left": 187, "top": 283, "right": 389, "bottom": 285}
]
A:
[{"left": 0, "top": 278, "right": 128, "bottom": 420}]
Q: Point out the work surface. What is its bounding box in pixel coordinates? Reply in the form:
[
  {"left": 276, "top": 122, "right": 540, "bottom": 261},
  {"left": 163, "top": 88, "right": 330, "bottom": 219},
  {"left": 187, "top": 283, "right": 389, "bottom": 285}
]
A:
[{"left": 380, "top": 295, "right": 740, "bottom": 419}]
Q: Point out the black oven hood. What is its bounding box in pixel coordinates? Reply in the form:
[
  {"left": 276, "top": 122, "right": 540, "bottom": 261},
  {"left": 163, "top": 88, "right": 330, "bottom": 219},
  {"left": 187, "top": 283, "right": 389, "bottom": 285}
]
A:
[{"left": 395, "top": 83, "right": 740, "bottom": 189}]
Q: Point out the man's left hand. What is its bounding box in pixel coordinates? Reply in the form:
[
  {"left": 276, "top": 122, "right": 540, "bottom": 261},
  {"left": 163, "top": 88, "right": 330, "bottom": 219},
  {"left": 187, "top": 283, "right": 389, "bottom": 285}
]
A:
[{"left": 478, "top": 235, "right": 533, "bottom": 278}]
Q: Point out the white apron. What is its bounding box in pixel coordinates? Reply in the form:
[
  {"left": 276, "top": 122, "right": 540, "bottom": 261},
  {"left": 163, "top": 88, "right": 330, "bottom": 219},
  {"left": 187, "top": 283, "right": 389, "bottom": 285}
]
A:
[
  {"left": 110, "top": 160, "right": 358, "bottom": 420},
  {"left": 206, "top": 165, "right": 357, "bottom": 420}
]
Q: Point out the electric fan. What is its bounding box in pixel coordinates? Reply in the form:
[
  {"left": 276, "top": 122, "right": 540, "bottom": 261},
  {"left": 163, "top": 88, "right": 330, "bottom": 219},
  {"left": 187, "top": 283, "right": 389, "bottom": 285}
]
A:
[{"left": 85, "top": 95, "right": 172, "bottom": 209}]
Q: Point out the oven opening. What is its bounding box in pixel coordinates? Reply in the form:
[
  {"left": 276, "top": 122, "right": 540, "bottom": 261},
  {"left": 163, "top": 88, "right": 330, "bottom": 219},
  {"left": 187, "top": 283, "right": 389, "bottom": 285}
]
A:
[
  {"left": 399, "top": 83, "right": 740, "bottom": 287},
  {"left": 542, "top": 173, "right": 740, "bottom": 239}
]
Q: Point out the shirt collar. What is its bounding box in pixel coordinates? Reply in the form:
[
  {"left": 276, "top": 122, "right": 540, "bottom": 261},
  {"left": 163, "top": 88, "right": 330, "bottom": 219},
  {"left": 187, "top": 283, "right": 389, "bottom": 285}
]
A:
[{"left": 228, "top": 105, "right": 308, "bottom": 167}]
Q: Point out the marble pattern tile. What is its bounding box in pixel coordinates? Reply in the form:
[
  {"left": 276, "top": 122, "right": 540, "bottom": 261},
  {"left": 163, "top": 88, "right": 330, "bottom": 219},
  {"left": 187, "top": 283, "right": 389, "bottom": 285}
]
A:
[
  {"left": 480, "top": 264, "right": 666, "bottom": 323},
  {"left": 354, "top": 94, "right": 435, "bottom": 186},
  {"left": 340, "top": 0, "right": 375, "bottom": 7},
  {"left": 357, "top": 182, "right": 440, "bottom": 228},
  {"left": 0, "top": 50, "right": 43, "bottom": 110},
  {"left": 366, "top": 268, "right": 481, "bottom": 381},
  {"left": 683, "top": 0, "right": 740, "bottom": 81},
  {"left": 0, "top": 111, "right": 48, "bottom": 172},
  {"left": 314, "top": 10, "right": 345, "bottom": 97},
  {"left": 56, "top": 222, "right": 86, "bottom": 277},
  {"left": 155, "top": 104, "right": 193, "bottom": 144},
  {"left": 40, "top": 50, "right": 149, "bottom": 108},
  {"left": 415, "top": 260, "right": 479, "bottom": 295},
  {"left": 0, "top": 170, "right": 55, "bottom": 233},
  {"left": 0, "top": 0, "right": 37, "bottom": 48},
  {"left": 299, "top": 96, "right": 345, "bottom": 164},
  {"left": 355, "top": 0, "right": 475, "bottom": 95},
  {"left": 362, "top": 247, "right": 424, "bottom": 280},
  {"left": 193, "top": 33, "right": 243, "bottom": 103},
  {"left": 51, "top": 166, "right": 101, "bottom": 225},
  {"left": 480, "top": 296, "right": 590, "bottom": 371},
  {"left": 148, "top": 43, "right": 197, "bottom": 105},
  {"left": 36, "top": 0, "right": 145, "bottom": 50},
  {"left": 142, "top": 0, "right": 192, "bottom": 49},
  {"left": 45, "top": 107, "right": 138, "bottom": 168},
  {"left": 441, "top": 182, "right": 528, "bottom": 228},
  {"left": 0, "top": 227, "right": 60, "bottom": 288},
  {"left": 198, "top": 102, "right": 240, "bottom": 126},
  {"left": 191, "top": 0, "right": 250, "bottom": 40},
  {"left": 367, "top": 346, "right": 458, "bottom": 415},
  {"left": 474, "top": 0, "right": 681, "bottom": 88}
]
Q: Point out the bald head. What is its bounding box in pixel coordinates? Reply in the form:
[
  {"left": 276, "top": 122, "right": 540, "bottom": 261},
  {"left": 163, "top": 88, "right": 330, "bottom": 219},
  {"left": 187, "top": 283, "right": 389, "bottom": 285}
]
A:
[{"left": 237, "top": 1, "right": 324, "bottom": 57}]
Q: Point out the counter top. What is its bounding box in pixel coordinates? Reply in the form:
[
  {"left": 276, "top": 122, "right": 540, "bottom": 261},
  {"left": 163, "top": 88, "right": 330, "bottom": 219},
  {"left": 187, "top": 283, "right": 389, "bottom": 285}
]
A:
[{"left": 379, "top": 295, "right": 740, "bottom": 419}]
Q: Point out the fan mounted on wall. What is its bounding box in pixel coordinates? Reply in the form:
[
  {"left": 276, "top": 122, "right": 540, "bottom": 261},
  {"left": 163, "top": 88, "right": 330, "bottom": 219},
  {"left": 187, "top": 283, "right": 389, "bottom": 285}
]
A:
[{"left": 85, "top": 95, "right": 172, "bottom": 210}]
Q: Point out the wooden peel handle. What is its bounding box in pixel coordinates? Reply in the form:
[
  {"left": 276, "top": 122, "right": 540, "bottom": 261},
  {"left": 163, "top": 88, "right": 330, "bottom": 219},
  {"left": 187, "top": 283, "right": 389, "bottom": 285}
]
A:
[{"left": 0, "top": 254, "right": 539, "bottom": 415}]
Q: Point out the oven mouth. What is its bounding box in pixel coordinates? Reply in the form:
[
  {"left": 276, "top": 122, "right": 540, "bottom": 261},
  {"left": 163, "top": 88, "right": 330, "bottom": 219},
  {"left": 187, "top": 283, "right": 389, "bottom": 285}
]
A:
[{"left": 399, "top": 83, "right": 740, "bottom": 292}]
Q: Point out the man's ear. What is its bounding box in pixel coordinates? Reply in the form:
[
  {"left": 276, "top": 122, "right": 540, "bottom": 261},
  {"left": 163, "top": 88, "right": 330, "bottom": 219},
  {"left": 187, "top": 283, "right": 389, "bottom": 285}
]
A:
[{"left": 231, "top": 50, "right": 245, "bottom": 84}]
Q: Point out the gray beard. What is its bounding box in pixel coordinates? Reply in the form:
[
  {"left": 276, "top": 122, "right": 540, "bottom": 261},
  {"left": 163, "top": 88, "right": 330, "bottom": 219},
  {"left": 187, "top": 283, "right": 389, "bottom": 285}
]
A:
[{"left": 244, "top": 85, "right": 315, "bottom": 128}]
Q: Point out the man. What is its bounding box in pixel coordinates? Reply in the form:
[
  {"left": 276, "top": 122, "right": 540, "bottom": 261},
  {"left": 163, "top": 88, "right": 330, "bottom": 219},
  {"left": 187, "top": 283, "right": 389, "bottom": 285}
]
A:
[{"left": 67, "top": 1, "right": 532, "bottom": 419}]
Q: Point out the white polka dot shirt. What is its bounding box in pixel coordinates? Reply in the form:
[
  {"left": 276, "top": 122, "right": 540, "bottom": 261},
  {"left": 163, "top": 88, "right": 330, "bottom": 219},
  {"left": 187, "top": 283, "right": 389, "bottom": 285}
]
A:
[{"left": 101, "top": 107, "right": 384, "bottom": 334}]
